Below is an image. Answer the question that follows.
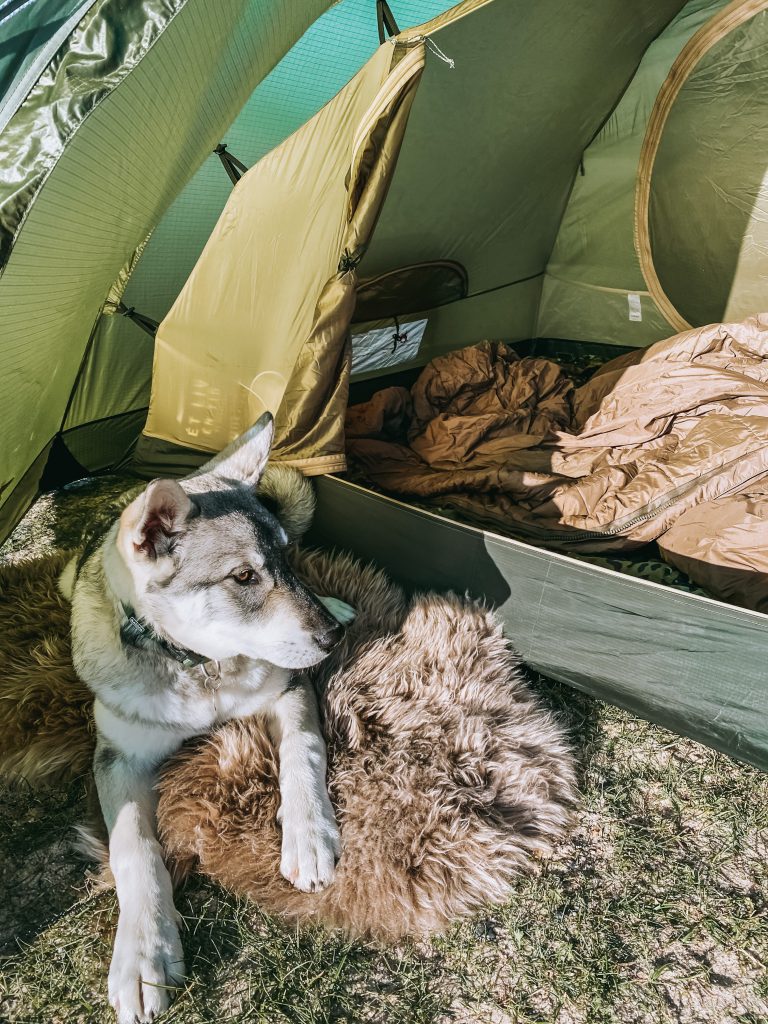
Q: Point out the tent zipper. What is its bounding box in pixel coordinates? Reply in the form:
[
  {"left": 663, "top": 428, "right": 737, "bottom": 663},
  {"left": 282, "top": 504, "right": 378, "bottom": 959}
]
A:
[{"left": 525, "top": 451, "right": 768, "bottom": 546}]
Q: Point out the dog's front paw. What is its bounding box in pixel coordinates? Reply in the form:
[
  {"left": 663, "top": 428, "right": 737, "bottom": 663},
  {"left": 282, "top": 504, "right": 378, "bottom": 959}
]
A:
[
  {"left": 279, "top": 797, "right": 341, "bottom": 893},
  {"left": 108, "top": 910, "right": 185, "bottom": 1023}
]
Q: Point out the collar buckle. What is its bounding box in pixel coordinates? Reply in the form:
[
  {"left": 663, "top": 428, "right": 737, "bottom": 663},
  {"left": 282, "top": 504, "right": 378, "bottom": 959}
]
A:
[{"left": 120, "top": 603, "right": 212, "bottom": 671}]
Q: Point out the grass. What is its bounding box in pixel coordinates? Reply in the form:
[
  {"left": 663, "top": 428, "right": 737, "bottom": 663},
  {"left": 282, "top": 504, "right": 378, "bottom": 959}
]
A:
[{"left": 1, "top": 479, "right": 767, "bottom": 1023}]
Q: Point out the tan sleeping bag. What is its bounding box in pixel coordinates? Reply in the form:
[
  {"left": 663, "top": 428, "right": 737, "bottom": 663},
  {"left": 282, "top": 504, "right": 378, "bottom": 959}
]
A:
[
  {"left": 347, "top": 315, "right": 768, "bottom": 611},
  {"left": 659, "top": 491, "right": 768, "bottom": 615}
]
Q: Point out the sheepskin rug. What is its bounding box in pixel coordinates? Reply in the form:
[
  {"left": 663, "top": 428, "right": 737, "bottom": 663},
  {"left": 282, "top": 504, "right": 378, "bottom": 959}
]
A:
[
  {"left": 0, "top": 551, "right": 94, "bottom": 781},
  {"left": 0, "top": 548, "right": 577, "bottom": 941}
]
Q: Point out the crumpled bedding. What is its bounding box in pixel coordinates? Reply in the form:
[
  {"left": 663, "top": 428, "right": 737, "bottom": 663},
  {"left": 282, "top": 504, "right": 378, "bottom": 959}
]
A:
[{"left": 345, "top": 318, "right": 768, "bottom": 613}]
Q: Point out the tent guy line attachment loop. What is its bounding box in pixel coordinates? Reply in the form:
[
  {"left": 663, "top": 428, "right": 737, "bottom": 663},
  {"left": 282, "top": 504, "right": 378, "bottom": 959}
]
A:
[
  {"left": 425, "top": 37, "right": 455, "bottom": 69},
  {"left": 214, "top": 143, "right": 248, "bottom": 186}
]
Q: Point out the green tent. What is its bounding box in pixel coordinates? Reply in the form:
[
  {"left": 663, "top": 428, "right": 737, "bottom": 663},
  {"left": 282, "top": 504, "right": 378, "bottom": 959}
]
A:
[{"left": 2, "top": 0, "right": 768, "bottom": 766}]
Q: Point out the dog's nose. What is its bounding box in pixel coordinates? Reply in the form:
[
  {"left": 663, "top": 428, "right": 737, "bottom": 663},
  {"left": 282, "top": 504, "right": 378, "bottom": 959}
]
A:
[{"left": 316, "top": 622, "right": 343, "bottom": 652}]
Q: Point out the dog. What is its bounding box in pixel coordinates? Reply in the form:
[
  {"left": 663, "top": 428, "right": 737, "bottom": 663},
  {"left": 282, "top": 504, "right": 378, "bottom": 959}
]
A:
[{"left": 60, "top": 413, "right": 353, "bottom": 1023}]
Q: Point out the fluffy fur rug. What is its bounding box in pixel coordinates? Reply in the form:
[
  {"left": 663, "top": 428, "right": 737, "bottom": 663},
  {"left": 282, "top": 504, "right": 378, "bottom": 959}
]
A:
[
  {"left": 0, "top": 547, "right": 577, "bottom": 941},
  {"left": 0, "top": 551, "right": 93, "bottom": 781}
]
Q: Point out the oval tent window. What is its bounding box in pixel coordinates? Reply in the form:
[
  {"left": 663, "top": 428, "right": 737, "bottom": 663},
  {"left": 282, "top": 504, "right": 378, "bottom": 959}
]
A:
[{"left": 647, "top": 8, "right": 768, "bottom": 328}]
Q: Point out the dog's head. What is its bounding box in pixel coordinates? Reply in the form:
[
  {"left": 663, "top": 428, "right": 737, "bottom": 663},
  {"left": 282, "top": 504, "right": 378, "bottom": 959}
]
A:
[{"left": 116, "top": 414, "right": 342, "bottom": 667}]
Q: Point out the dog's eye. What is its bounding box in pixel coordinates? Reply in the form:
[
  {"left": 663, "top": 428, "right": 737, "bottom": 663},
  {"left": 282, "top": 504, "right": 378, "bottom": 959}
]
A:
[{"left": 232, "top": 568, "right": 258, "bottom": 585}]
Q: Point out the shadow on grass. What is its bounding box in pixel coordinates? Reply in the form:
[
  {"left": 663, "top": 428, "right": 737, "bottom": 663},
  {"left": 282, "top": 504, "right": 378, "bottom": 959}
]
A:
[
  {"left": 170, "top": 880, "right": 444, "bottom": 1024},
  {"left": 0, "top": 778, "right": 92, "bottom": 956}
]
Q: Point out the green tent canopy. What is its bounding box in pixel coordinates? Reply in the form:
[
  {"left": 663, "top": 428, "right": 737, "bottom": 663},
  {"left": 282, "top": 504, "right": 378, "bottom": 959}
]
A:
[
  {"left": 0, "top": 0, "right": 454, "bottom": 527},
  {"left": 3, "top": 0, "right": 768, "bottom": 767}
]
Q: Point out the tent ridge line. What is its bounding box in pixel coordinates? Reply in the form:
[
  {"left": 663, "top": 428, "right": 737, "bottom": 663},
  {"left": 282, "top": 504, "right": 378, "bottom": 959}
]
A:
[{"left": 396, "top": 0, "right": 496, "bottom": 43}]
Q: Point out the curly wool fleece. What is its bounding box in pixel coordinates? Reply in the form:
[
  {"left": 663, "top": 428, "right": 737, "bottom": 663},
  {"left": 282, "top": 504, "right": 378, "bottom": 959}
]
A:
[
  {"left": 156, "top": 548, "right": 577, "bottom": 941},
  {"left": 0, "top": 465, "right": 577, "bottom": 941}
]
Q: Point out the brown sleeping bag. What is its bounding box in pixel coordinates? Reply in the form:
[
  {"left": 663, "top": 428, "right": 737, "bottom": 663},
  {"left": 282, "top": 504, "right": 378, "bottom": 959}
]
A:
[{"left": 346, "top": 316, "right": 768, "bottom": 612}]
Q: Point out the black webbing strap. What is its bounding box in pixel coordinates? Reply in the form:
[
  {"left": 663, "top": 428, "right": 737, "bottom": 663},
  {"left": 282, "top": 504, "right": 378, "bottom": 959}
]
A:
[
  {"left": 391, "top": 315, "right": 409, "bottom": 353},
  {"left": 376, "top": 0, "right": 400, "bottom": 44},
  {"left": 214, "top": 143, "right": 248, "bottom": 186},
  {"left": 118, "top": 302, "right": 159, "bottom": 337}
]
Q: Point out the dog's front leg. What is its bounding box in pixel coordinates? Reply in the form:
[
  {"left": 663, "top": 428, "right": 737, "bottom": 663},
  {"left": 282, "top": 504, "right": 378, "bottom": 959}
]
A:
[
  {"left": 269, "top": 678, "right": 341, "bottom": 892},
  {"left": 94, "top": 731, "right": 185, "bottom": 1023}
]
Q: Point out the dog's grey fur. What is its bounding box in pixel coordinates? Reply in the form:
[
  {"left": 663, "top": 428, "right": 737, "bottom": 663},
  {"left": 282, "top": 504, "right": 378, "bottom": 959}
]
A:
[{"left": 62, "top": 415, "right": 351, "bottom": 1023}]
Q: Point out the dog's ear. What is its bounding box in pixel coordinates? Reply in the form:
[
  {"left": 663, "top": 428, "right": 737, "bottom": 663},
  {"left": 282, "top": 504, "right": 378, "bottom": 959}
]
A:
[
  {"left": 190, "top": 412, "right": 274, "bottom": 487},
  {"left": 122, "top": 479, "right": 196, "bottom": 559}
]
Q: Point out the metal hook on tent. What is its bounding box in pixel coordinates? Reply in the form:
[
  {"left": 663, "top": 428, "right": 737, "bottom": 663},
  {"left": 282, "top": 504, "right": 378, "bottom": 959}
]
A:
[
  {"left": 376, "top": 0, "right": 400, "bottom": 44},
  {"left": 214, "top": 143, "right": 248, "bottom": 186}
]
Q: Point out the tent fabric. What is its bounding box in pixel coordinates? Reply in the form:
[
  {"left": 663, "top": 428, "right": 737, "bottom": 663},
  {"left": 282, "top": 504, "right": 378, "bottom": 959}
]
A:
[
  {"left": 309, "top": 474, "right": 768, "bottom": 771},
  {"left": 137, "top": 41, "right": 425, "bottom": 472},
  {"left": 115, "top": 0, "right": 456, "bottom": 343},
  {"left": 4, "top": 0, "right": 764, "bottom": 520},
  {"left": 348, "top": 277, "right": 546, "bottom": 382},
  {"left": 4, "top": 0, "right": 768, "bottom": 766},
  {"left": 83, "top": 0, "right": 457, "bottom": 480},
  {"left": 60, "top": 234, "right": 155, "bottom": 444},
  {"left": 0, "top": 0, "right": 92, "bottom": 135},
  {"left": 134, "top": 0, "right": 687, "bottom": 476},
  {"left": 255, "top": 44, "right": 425, "bottom": 471},
  {"left": 0, "top": 0, "right": 331, "bottom": 541},
  {"left": 636, "top": 0, "right": 768, "bottom": 331},
  {"left": 537, "top": 0, "right": 728, "bottom": 347},
  {"left": 1, "top": 0, "right": 186, "bottom": 266},
  {"left": 354, "top": 0, "right": 686, "bottom": 364}
]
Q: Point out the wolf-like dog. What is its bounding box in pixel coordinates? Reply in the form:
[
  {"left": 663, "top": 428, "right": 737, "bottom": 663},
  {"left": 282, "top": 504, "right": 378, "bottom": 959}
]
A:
[{"left": 61, "top": 414, "right": 350, "bottom": 1023}]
